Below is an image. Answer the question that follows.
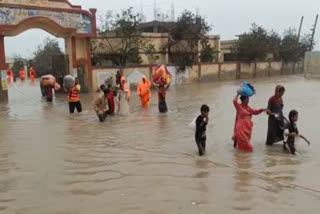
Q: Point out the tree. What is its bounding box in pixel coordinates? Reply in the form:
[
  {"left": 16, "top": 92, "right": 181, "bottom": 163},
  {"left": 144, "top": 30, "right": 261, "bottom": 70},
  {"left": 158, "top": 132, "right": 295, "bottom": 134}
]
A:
[
  {"left": 166, "top": 10, "right": 212, "bottom": 71},
  {"left": 144, "top": 44, "right": 159, "bottom": 64},
  {"left": 279, "top": 29, "right": 312, "bottom": 62},
  {"left": 11, "top": 55, "right": 25, "bottom": 77},
  {"left": 32, "top": 37, "right": 64, "bottom": 76},
  {"left": 94, "top": 8, "right": 143, "bottom": 66},
  {"left": 200, "top": 40, "right": 215, "bottom": 63},
  {"left": 267, "top": 31, "right": 282, "bottom": 60},
  {"left": 232, "top": 24, "right": 271, "bottom": 63},
  {"left": 232, "top": 24, "right": 314, "bottom": 63}
]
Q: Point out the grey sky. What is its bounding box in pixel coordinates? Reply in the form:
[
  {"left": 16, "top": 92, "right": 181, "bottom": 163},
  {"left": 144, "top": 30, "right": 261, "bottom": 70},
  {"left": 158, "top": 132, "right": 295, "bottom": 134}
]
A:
[{"left": 4, "top": 0, "right": 320, "bottom": 58}]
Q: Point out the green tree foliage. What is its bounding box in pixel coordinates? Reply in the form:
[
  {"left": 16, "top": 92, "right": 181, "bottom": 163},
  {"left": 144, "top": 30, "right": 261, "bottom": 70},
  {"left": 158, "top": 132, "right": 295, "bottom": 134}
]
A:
[
  {"left": 232, "top": 24, "right": 271, "bottom": 62},
  {"left": 144, "top": 44, "right": 160, "bottom": 64},
  {"left": 167, "top": 10, "right": 212, "bottom": 71},
  {"left": 11, "top": 56, "right": 25, "bottom": 77},
  {"left": 232, "top": 24, "right": 314, "bottom": 63},
  {"left": 32, "top": 37, "right": 64, "bottom": 76},
  {"left": 200, "top": 40, "right": 215, "bottom": 63},
  {"left": 94, "top": 8, "right": 143, "bottom": 66},
  {"left": 279, "top": 29, "right": 312, "bottom": 62}
]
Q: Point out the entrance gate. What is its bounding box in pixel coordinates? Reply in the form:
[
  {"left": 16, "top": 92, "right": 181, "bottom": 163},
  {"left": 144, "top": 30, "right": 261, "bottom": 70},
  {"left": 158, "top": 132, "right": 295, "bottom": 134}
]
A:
[{"left": 0, "top": 0, "right": 97, "bottom": 101}]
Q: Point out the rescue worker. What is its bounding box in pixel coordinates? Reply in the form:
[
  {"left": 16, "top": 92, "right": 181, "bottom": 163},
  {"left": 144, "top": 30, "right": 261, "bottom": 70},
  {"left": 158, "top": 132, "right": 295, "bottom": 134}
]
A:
[
  {"left": 6, "top": 68, "right": 14, "bottom": 83},
  {"left": 29, "top": 66, "right": 36, "bottom": 82},
  {"left": 19, "top": 67, "right": 25, "bottom": 81},
  {"left": 137, "top": 75, "right": 151, "bottom": 108},
  {"left": 67, "top": 78, "right": 82, "bottom": 114}
]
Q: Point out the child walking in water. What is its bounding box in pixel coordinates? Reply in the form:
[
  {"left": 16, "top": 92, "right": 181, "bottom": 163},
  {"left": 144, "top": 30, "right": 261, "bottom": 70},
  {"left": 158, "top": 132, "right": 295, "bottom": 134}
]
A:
[
  {"left": 284, "top": 110, "right": 310, "bottom": 155},
  {"left": 195, "top": 105, "right": 210, "bottom": 156}
]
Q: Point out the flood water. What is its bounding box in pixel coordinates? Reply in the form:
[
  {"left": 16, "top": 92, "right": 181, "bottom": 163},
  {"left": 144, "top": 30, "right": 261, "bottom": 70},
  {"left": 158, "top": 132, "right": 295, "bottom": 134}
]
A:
[{"left": 1, "top": 75, "right": 320, "bottom": 214}]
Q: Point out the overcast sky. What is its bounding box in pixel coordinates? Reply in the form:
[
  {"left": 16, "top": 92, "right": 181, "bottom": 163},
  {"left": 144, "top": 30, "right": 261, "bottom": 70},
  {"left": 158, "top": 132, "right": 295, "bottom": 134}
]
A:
[{"left": 4, "top": 0, "right": 320, "bottom": 58}]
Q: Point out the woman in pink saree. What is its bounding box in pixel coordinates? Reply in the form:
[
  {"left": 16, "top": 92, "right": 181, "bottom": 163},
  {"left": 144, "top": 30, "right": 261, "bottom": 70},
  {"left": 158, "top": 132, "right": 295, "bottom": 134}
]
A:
[{"left": 233, "top": 93, "right": 266, "bottom": 153}]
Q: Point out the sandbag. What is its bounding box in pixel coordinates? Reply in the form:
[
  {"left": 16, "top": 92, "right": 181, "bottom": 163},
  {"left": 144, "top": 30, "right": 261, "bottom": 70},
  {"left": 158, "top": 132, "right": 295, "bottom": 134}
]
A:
[
  {"left": 152, "top": 64, "right": 172, "bottom": 86},
  {"left": 237, "top": 81, "right": 255, "bottom": 97},
  {"left": 40, "top": 75, "right": 56, "bottom": 87},
  {"left": 63, "top": 75, "right": 75, "bottom": 91}
]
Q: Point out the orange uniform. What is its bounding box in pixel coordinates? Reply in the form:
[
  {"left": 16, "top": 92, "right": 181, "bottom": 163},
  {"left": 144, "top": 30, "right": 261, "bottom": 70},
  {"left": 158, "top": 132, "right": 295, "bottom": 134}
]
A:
[
  {"left": 67, "top": 84, "right": 82, "bottom": 113},
  {"left": 19, "top": 69, "right": 25, "bottom": 81},
  {"left": 137, "top": 76, "right": 151, "bottom": 108},
  {"left": 67, "top": 84, "right": 81, "bottom": 102},
  {"left": 29, "top": 67, "right": 36, "bottom": 81}
]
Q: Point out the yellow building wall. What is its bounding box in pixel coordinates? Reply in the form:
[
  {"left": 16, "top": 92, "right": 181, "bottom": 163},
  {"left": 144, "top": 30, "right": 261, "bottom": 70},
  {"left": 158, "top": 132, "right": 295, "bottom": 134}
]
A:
[
  {"left": 91, "top": 33, "right": 220, "bottom": 65},
  {"left": 201, "top": 64, "right": 219, "bottom": 80}
]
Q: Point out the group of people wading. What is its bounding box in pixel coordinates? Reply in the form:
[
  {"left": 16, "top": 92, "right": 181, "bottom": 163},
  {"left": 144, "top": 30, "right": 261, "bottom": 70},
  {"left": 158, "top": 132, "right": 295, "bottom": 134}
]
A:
[
  {"left": 93, "top": 70, "right": 169, "bottom": 122},
  {"left": 230, "top": 85, "right": 310, "bottom": 156},
  {"left": 6, "top": 66, "right": 36, "bottom": 83},
  {"left": 10, "top": 66, "right": 307, "bottom": 156}
]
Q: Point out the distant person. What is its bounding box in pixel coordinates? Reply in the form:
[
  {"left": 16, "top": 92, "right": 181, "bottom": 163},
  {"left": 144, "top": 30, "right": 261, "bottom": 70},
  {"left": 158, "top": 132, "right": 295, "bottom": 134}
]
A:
[
  {"left": 118, "top": 77, "right": 130, "bottom": 116},
  {"left": 29, "top": 66, "right": 36, "bottom": 82},
  {"left": 266, "top": 85, "right": 285, "bottom": 146},
  {"left": 158, "top": 84, "right": 168, "bottom": 113},
  {"left": 46, "top": 85, "right": 54, "bottom": 102},
  {"left": 195, "top": 105, "right": 210, "bottom": 156},
  {"left": 6, "top": 68, "right": 13, "bottom": 83},
  {"left": 19, "top": 67, "right": 25, "bottom": 81},
  {"left": 107, "top": 84, "right": 115, "bottom": 115},
  {"left": 232, "top": 93, "right": 266, "bottom": 153},
  {"left": 94, "top": 89, "right": 109, "bottom": 122},
  {"left": 98, "top": 84, "right": 106, "bottom": 97},
  {"left": 40, "top": 83, "right": 47, "bottom": 97},
  {"left": 116, "top": 70, "right": 123, "bottom": 88},
  {"left": 67, "top": 78, "right": 82, "bottom": 114},
  {"left": 137, "top": 75, "right": 151, "bottom": 108}
]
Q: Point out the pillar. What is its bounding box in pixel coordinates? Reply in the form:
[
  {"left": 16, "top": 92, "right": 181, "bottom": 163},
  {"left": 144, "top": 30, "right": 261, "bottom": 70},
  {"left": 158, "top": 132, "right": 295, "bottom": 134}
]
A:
[
  {"left": 89, "top": 9, "right": 97, "bottom": 37},
  {"left": 86, "top": 38, "right": 93, "bottom": 91},
  {"left": 71, "top": 36, "right": 77, "bottom": 72},
  {"left": 0, "top": 35, "right": 8, "bottom": 102}
]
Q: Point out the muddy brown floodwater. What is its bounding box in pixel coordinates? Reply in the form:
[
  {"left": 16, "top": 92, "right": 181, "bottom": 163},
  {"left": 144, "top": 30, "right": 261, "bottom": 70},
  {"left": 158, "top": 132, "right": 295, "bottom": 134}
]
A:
[{"left": 1, "top": 75, "right": 320, "bottom": 214}]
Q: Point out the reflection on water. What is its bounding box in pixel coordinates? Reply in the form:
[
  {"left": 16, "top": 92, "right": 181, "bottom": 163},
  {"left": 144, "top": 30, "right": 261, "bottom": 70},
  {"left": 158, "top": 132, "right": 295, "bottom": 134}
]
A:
[{"left": 1, "top": 76, "right": 320, "bottom": 213}]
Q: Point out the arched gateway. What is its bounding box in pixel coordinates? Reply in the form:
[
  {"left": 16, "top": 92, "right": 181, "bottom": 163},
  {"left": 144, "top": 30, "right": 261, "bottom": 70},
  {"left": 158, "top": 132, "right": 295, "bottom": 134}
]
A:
[{"left": 0, "top": 0, "right": 97, "bottom": 100}]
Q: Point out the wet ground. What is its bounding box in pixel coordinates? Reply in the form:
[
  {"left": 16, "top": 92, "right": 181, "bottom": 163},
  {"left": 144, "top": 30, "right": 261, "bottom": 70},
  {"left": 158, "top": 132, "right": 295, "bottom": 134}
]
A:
[{"left": 1, "top": 75, "right": 320, "bottom": 214}]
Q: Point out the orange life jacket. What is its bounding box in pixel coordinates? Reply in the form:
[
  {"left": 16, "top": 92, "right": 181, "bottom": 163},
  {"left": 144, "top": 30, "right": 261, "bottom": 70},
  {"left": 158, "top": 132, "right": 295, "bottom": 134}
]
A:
[{"left": 68, "top": 85, "right": 80, "bottom": 102}]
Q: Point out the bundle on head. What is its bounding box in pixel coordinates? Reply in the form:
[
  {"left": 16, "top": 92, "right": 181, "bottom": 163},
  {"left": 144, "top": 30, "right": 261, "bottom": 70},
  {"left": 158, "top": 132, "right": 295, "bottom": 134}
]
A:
[{"left": 63, "top": 75, "right": 75, "bottom": 91}]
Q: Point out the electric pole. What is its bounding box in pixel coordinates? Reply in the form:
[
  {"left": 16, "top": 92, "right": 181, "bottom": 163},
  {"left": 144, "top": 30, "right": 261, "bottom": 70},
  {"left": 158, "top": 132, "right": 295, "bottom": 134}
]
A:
[
  {"left": 309, "top": 14, "right": 318, "bottom": 51},
  {"left": 297, "top": 16, "right": 304, "bottom": 43}
]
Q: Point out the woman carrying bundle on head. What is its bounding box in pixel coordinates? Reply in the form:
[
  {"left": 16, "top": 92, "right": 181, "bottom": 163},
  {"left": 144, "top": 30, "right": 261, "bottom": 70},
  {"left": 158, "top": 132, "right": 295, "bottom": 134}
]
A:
[{"left": 233, "top": 82, "right": 267, "bottom": 153}]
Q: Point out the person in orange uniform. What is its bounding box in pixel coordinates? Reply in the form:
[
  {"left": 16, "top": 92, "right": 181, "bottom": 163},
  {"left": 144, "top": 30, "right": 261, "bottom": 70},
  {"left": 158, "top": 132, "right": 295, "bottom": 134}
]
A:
[
  {"left": 67, "top": 78, "right": 82, "bottom": 114},
  {"left": 137, "top": 75, "right": 151, "bottom": 108},
  {"left": 19, "top": 67, "right": 25, "bottom": 81},
  {"left": 29, "top": 66, "right": 36, "bottom": 82},
  {"left": 6, "top": 68, "right": 14, "bottom": 84}
]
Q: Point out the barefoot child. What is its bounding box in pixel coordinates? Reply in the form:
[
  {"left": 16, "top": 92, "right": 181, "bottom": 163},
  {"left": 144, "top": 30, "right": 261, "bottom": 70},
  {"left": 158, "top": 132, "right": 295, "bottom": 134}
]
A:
[
  {"left": 195, "top": 105, "right": 210, "bottom": 156},
  {"left": 284, "top": 110, "right": 310, "bottom": 155}
]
